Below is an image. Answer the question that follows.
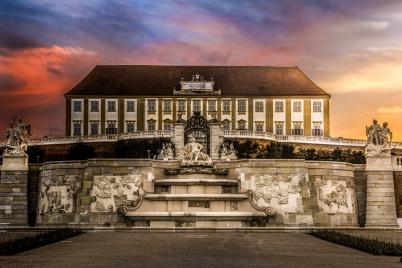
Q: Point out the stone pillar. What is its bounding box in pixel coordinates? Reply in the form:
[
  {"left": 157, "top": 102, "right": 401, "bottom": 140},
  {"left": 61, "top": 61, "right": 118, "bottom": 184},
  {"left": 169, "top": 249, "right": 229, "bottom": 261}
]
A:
[
  {"left": 172, "top": 122, "right": 185, "bottom": 159},
  {"left": 0, "top": 152, "right": 29, "bottom": 226},
  {"left": 365, "top": 155, "right": 398, "bottom": 227},
  {"left": 209, "top": 122, "right": 221, "bottom": 160}
]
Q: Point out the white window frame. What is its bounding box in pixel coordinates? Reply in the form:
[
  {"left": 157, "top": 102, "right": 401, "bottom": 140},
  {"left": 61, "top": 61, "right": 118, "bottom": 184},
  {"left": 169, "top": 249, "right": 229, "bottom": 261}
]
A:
[{"left": 255, "top": 101, "right": 264, "bottom": 113}]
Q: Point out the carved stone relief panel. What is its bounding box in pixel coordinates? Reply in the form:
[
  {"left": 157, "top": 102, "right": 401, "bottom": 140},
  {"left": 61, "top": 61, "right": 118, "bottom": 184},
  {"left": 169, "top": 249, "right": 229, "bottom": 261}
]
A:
[
  {"left": 317, "top": 180, "right": 355, "bottom": 214},
  {"left": 244, "top": 174, "right": 307, "bottom": 214},
  {"left": 38, "top": 175, "right": 78, "bottom": 214},
  {"left": 90, "top": 175, "right": 144, "bottom": 213}
]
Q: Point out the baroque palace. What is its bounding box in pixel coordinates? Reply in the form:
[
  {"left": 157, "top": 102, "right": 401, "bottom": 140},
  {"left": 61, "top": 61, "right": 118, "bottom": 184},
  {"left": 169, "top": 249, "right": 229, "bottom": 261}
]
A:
[
  {"left": 2, "top": 64, "right": 402, "bottom": 230},
  {"left": 64, "top": 65, "right": 330, "bottom": 137}
]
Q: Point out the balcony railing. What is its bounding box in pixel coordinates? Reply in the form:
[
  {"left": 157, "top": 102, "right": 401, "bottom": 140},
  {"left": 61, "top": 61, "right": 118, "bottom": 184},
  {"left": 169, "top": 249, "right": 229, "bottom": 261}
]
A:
[
  {"left": 1, "top": 129, "right": 402, "bottom": 149},
  {"left": 312, "top": 129, "right": 324, "bottom": 136},
  {"left": 291, "top": 129, "right": 304, "bottom": 136}
]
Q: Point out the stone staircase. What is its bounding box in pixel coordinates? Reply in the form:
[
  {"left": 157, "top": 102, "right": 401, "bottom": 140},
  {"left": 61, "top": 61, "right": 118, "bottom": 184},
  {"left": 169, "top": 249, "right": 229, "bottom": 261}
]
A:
[{"left": 125, "top": 174, "right": 268, "bottom": 228}]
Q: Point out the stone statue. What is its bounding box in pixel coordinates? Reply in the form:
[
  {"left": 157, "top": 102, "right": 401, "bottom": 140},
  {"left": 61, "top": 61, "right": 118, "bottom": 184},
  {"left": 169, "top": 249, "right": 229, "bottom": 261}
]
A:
[
  {"left": 219, "top": 141, "right": 237, "bottom": 161},
  {"left": 3, "top": 116, "right": 31, "bottom": 154},
  {"left": 158, "top": 142, "right": 175, "bottom": 160},
  {"left": 379, "top": 122, "right": 392, "bottom": 146},
  {"left": 365, "top": 119, "right": 393, "bottom": 156},
  {"left": 366, "top": 119, "right": 381, "bottom": 146},
  {"left": 177, "top": 112, "right": 185, "bottom": 123},
  {"left": 182, "top": 135, "right": 212, "bottom": 165}
]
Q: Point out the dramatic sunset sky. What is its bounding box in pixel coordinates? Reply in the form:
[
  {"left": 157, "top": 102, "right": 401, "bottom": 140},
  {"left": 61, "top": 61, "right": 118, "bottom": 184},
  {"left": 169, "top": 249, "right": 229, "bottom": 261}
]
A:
[{"left": 1, "top": 0, "right": 402, "bottom": 140}]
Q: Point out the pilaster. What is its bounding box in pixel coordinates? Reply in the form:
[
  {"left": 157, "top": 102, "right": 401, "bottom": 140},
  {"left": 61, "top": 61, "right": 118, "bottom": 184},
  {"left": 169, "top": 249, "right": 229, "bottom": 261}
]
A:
[
  {"left": 304, "top": 99, "right": 311, "bottom": 136},
  {"left": 0, "top": 152, "right": 29, "bottom": 226},
  {"left": 172, "top": 122, "right": 185, "bottom": 159},
  {"left": 209, "top": 122, "right": 221, "bottom": 160},
  {"left": 365, "top": 155, "right": 398, "bottom": 227}
]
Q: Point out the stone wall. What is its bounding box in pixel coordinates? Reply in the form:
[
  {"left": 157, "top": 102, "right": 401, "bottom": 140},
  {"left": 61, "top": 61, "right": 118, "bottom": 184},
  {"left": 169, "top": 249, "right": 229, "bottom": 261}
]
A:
[
  {"left": 354, "top": 166, "right": 367, "bottom": 226},
  {"left": 27, "top": 164, "right": 40, "bottom": 226},
  {"left": 223, "top": 160, "right": 358, "bottom": 226},
  {"left": 34, "top": 159, "right": 361, "bottom": 227},
  {"left": 0, "top": 170, "right": 28, "bottom": 226},
  {"left": 393, "top": 172, "right": 402, "bottom": 217}
]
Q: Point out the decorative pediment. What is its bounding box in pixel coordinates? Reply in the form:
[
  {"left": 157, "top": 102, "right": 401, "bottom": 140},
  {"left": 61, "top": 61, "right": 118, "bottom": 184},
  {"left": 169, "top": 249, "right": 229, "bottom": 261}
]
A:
[{"left": 173, "top": 74, "right": 221, "bottom": 95}]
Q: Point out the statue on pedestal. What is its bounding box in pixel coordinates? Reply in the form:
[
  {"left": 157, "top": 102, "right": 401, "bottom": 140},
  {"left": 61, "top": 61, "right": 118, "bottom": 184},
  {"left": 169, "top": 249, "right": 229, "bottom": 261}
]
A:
[
  {"left": 365, "top": 119, "right": 393, "bottom": 156},
  {"left": 157, "top": 142, "right": 175, "bottom": 160},
  {"left": 181, "top": 135, "right": 212, "bottom": 166},
  {"left": 3, "top": 116, "right": 31, "bottom": 155},
  {"left": 219, "top": 141, "right": 237, "bottom": 161}
]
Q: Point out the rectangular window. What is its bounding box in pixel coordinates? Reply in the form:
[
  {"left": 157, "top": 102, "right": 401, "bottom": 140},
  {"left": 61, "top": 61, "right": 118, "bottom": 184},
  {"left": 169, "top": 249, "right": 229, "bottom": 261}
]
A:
[
  {"left": 90, "top": 101, "right": 99, "bottom": 112},
  {"left": 126, "top": 121, "right": 135, "bottom": 133},
  {"left": 107, "top": 101, "right": 116, "bottom": 112},
  {"left": 238, "top": 100, "right": 246, "bottom": 112},
  {"left": 255, "top": 121, "right": 264, "bottom": 132},
  {"left": 163, "top": 100, "right": 171, "bottom": 112},
  {"left": 293, "top": 101, "right": 302, "bottom": 112},
  {"left": 238, "top": 121, "right": 246, "bottom": 130},
  {"left": 126, "top": 101, "right": 135, "bottom": 112},
  {"left": 73, "top": 101, "right": 82, "bottom": 112},
  {"left": 193, "top": 100, "right": 201, "bottom": 112},
  {"left": 208, "top": 100, "right": 216, "bottom": 112},
  {"left": 164, "top": 122, "right": 172, "bottom": 131},
  {"left": 73, "top": 121, "right": 82, "bottom": 136},
  {"left": 106, "top": 121, "right": 117, "bottom": 134},
  {"left": 222, "top": 121, "right": 231, "bottom": 130},
  {"left": 313, "top": 101, "right": 322, "bottom": 112},
  {"left": 255, "top": 101, "right": 264, "bottom": 112},
  {"left": 275, "top": 101, "right": 284, "bottom": 112},
  {"left": 275, "top": 122, "right": 284, "bottom": 135},
  {"left": 178, "top": 100, "right": 186, "bottom": 112},
  {"left": 292, "top": 121, "right": 303, "bottom": 135},
  {"left": 148, "top": 121, "right": 156, "bottom": 131},
  {"left": 312, "top": 121, "right": 323, "bottom": 136},
  {"left": 223, "top": 100, "right": 231, "bottom": 112},
  {"left": 90, "top": 121, "right": 99, "bottom": 135},
  {"left": 147, "top": 99, "right": 156, "bottom": 112}
]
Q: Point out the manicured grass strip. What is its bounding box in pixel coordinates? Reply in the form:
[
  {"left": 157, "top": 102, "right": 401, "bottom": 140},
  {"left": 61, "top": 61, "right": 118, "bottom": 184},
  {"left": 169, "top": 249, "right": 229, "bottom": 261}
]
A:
[
  {"left": 310, "top": 230, "right": 402, "bottom": 256},
  {"left": 0, "top": 229, "right": 83, "bottom": 255}
]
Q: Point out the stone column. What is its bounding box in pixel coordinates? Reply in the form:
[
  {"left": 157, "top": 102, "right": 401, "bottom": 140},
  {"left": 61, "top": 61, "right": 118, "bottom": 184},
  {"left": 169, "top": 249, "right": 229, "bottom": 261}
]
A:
[
  {"left": 172, "top": 122, "right": 185, "bottom": 159},
  {"left": 209, "top": 122, "right": 221, "bottom": 160},
  {"left": 0, "top": 152, "right": 29, "bottom": 226},
  {"left": 365, "top": 155, "right": 398, "bottom": 227}
]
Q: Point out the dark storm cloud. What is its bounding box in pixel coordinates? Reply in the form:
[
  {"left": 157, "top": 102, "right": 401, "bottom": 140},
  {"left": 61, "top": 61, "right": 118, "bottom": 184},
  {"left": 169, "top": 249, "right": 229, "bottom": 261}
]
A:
[
  {"left": 0, "top": 0, "right": 163, "bottom": 52},
  {"left": 0, "top": 74, "right": 25, "bottom": 91}
]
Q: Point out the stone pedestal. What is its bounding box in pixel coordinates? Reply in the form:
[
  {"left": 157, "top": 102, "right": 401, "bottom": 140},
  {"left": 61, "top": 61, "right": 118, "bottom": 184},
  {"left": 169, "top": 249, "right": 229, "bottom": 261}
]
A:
[
  {"left": 0, "top": 152, "right": 29, "bottom": 226},
  {"left": 172, "top": 122, "right": 185, "bottom": 159},
  {"left": 209, "top": 122, "right": 222, "bottom": 160},
  {"left": 365, "top": 155, "right": 398, "bottom": 227}
]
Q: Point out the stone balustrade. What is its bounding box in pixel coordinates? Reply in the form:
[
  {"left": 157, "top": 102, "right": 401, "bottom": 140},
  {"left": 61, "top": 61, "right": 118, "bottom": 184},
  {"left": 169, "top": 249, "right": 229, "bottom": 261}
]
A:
[{"left": 1, "top": 130, "right": 402, "bottom": 149}]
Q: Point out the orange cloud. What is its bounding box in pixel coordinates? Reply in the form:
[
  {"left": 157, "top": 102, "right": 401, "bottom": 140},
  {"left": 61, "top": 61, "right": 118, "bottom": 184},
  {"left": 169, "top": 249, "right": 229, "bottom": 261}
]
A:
[{"left": 0, "top": 45, "right": 99, "bottom": 137}]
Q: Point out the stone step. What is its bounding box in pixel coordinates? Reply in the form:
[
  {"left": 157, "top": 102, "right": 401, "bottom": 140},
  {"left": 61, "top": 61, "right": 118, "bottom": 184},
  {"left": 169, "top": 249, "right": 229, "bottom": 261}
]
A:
[
  {"left": 144, "top": 193, "right": 249, "bottom": 201},
  {"left": 125, "top": 211, "right": 266, "bottom": 220},
  {"left": 154, "top": 178, "right": 239, "bottom": 186}
]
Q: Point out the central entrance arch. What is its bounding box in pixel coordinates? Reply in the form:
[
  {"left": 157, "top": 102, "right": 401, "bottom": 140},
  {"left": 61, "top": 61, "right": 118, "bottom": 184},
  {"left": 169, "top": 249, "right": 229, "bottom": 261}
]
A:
[{"left": 184, "top": 112, "right": 210, "bottom": 154}]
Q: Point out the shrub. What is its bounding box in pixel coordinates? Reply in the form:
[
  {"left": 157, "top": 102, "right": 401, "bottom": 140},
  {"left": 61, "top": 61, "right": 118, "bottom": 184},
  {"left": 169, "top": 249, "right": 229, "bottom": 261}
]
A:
[
  {"left": 113, "top": 138, "right": 170, "bottom": 159},
  {"left": 232, "top": 139, "right": 260, "bottom": 159},
  {"left": 0, "top": 229, "right": 83, "bottom": 255},
  {"left": 227, "top": 139, "right": 365, "bottom": 164},
  {"left": 310, "top": 230, "right": 402, "bottom": 256}
]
